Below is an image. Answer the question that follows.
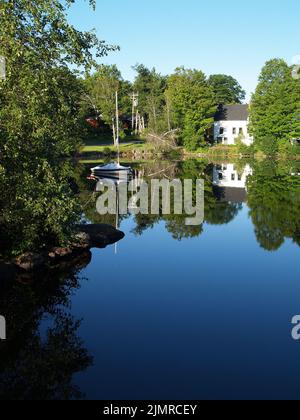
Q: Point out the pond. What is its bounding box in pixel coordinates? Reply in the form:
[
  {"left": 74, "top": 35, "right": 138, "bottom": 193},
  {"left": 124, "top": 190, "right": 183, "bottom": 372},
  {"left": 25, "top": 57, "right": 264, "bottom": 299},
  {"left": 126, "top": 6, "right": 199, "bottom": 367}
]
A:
[{"left": 1, "top": 158, "right": 300, "bottom": 400}]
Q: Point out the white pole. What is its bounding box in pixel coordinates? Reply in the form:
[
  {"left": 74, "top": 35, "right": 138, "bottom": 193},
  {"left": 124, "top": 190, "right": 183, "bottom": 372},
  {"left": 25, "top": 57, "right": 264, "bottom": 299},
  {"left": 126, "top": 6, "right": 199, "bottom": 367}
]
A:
[
  {"left": 112, "top": 118, "right": 116, "bottom": 146},
  {"left": 131, "top": 93, "right": 135, "bottom": 135},
  {"left": 116, "top": 91, "right": 120, "bottom": 164},
  {"left": 116, "top": 91, "right": 119, "bottom": 147}
]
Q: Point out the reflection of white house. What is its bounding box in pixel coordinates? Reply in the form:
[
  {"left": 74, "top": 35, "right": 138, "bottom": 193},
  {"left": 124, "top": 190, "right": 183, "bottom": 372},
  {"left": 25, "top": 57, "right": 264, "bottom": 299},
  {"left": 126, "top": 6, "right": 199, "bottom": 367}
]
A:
[
  {"left": 213, "top": 163, "right": 253, "bottom": 203},
  {"left": 213, "top": 104, "right": 253, "bottom": 146},
  {"left": 213, "top": 163, "right": 253, "bottom": 188}
]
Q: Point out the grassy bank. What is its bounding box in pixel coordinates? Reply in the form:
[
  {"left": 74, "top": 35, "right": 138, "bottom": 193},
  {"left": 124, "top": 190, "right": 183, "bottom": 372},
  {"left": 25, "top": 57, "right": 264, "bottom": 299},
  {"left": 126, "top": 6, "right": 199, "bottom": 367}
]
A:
[
  {"left": 183, "top": 144, "right": 300, "bottom": 161},
  {"left": 80, "top": 136, "right": 300, "bottom": 162}
]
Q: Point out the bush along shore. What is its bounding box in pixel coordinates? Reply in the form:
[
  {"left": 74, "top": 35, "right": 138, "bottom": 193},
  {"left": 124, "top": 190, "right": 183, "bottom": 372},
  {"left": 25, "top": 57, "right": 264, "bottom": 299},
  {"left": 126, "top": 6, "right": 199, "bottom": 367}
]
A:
[
  {"left": 78, "top": 143, "right": 300, "bottom": 162},
  {"left": 1, "top": 224, "right": 125, "bottom": 273}
]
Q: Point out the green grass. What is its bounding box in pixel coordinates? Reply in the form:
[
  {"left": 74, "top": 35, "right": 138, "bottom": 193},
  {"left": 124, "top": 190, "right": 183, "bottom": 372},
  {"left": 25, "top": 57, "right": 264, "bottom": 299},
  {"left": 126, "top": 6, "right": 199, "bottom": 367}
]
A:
[{"left": 80, "top": 135, "right": 154, "bottom": 154}]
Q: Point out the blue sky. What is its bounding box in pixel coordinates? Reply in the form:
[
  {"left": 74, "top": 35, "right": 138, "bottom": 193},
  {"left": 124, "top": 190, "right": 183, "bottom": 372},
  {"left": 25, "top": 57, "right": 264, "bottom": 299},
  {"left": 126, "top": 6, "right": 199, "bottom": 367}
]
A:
[{"left": 68, "top": 0, "right": 300, "bottom": 101}]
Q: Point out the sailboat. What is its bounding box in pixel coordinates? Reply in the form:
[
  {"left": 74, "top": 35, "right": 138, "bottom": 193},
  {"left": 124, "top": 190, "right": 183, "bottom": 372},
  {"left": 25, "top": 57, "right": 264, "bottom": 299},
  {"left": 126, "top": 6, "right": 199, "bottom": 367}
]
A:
[{"left": 91, "top": 91, "right": 132, "bottom": 179}]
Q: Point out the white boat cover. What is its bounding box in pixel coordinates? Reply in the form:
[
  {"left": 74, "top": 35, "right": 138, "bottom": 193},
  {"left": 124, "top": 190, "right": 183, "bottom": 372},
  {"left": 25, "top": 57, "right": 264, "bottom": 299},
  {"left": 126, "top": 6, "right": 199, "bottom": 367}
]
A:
[{"left": 91, "top": 163, "right": 131, "bottom": 172}]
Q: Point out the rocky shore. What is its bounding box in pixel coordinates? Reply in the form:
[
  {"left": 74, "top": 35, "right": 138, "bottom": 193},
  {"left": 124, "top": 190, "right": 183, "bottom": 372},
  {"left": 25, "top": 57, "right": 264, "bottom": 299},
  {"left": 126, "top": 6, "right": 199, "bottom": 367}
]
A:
[{"left": 1, "top": 224, "right": 125, "bottom": 275}]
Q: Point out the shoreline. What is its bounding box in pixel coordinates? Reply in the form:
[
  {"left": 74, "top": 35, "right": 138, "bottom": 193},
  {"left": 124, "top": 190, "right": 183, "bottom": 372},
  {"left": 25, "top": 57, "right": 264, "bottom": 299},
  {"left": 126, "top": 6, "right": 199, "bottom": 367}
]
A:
[{"left": 78, "top": 146, "right": 300, "bottom": 162}]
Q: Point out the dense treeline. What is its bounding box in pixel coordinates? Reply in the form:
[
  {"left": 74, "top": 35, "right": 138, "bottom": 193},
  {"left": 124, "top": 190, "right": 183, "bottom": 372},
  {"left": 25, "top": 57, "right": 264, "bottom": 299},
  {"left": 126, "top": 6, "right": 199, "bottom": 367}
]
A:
[
  {"left": 249, "top": 58, "right": 300, "bottom": 155},
  {"left": 81, "top": 64, "right": 246, "bottom": 150},
  {"left": 82, "top": 58, "right": 300, "bottom": 155}
]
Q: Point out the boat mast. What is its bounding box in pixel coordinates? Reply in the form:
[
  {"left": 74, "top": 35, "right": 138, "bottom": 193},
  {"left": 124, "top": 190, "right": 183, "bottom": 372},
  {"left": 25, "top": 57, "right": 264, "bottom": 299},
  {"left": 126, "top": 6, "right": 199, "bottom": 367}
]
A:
[{"left": 115, "top": 91, "right": 120, "bottom": 164}]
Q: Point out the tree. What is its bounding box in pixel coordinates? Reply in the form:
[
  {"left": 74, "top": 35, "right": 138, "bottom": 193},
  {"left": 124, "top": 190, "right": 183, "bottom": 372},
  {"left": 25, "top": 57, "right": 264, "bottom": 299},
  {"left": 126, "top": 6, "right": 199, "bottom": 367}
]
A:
[
  {"left": 133, "top": 64, "right": 167, "bottom": 131},
  {"left": 0, "top": 0, "right": 117, "bottom": 256},
  {"left": 0, "top": 0, "right": 117, "bottom": 159},
  {"left": 249, "top": 59, "right": 300, "bottom": 153},
  {"left": 166, "top": 68, "right": 216, "bottom": 150},
  {"left": 83, "top": 64, "right": 131, "bottom": 132},
  {"left": 208, "top": 74, "right": 246, "bottom": 105}
]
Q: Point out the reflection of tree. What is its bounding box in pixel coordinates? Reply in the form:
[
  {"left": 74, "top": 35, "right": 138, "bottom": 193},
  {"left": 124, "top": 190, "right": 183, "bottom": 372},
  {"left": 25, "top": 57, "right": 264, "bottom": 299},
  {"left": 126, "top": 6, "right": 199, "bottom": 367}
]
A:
[
  {"left": 165, "top": 217, "right": 203, "bottom": 240},
  {"left": 0, "top": 257, "right": 93, "bottom": 400},
  {"left": 205, "top": 202, "right": 242, "bottom": 225},
  {"left": 78, "top": 159, "right": 245, "bottom": 241},
  {"left": 130, "top": 160, "right": 245, "bottom": 239},
  {"left": 247, "top": 160, "right": 300, "bottom": 251}
]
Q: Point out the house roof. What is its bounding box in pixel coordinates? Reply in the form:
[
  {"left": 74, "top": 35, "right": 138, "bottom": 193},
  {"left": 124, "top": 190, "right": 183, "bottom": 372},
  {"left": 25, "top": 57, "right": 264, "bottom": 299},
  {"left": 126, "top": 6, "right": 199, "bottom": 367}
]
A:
[
  {"left": 214, "top": 104, "right": 249, "bottom": 122},
  {"left": 213, "top": 186, "right": 247, "bottom": 203}
]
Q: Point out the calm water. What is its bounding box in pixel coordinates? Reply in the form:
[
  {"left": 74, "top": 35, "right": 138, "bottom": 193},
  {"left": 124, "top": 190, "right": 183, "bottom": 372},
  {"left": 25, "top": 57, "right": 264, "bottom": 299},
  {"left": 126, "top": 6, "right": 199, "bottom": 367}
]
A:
[{"left": 1, "top": 159, "right": 300, "bottom": 400}]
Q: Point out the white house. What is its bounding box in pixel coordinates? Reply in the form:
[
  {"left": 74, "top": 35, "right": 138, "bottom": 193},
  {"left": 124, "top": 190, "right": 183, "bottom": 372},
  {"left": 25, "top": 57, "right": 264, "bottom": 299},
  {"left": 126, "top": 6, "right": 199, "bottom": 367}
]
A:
[{"left": 213, "top": 104, "right": 253, "bottom": 146}]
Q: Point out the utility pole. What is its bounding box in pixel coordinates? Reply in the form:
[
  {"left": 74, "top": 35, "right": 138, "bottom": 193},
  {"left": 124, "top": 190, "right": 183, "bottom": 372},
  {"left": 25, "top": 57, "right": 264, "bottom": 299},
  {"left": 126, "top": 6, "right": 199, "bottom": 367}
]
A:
[{"left": 130, "top": 92, "right": 139, "bottom": 134}]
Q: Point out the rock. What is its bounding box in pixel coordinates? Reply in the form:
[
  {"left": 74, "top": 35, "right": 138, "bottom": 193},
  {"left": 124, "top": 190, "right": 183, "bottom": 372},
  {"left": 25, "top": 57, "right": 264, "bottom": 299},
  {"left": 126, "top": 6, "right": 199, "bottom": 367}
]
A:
[
  {"left": 77, "top": 224, "right": 125, "bottom": 248},
  {"left": 72, "top": 232, "right": 90, "bottom": 250},
  {"left": 48, "top": 247, "right": 73, "bottom": 259},
  {"left": 14, "top": 252, "right": 45, "bottom": 271},
  {"left": 49, "top": 250, "right": 92, "bottom": 272},
  {"left": 48, "top": 233, "right": 90, "bottom": 261},
  {"left": 13, "top": 224, "right": 125, "bottom": 272}
]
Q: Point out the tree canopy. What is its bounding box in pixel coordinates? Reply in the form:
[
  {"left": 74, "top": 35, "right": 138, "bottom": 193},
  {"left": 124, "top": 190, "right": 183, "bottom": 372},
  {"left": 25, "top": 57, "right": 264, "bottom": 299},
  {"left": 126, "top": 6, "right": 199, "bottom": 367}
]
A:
[
  {"left": 132, "top": 64, "right": 167, "bottom": 132},
  {"left": 83, "top": 64, "right": 131, "bottom": 132},
  {"left": 249, "top": 59, "right": 300, "bottom": 154},
  {"left": 208, "top": 74, "right": 246, "bottom": 105},
  {"left": 166, "top": 68, "right": 216, "bottom": 150},
  {"left": 0, "top": 0, "right": 116, "bottom": 256}
]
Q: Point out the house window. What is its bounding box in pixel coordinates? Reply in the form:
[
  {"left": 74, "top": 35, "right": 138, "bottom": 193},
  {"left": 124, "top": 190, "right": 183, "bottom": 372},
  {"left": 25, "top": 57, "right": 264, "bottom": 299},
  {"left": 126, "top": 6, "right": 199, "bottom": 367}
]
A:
[
  {"left": 238, "top": 174, "right": 242, "bottom": 181},
  {"left": 239, "top": 128, "right": 243, "bottom": 135},
  {"left": 223, "top": 166, "right": 227, "bottom": 171},
  {"left": 233, "top": 128, "right": 237, "bottom": 135},
  {"left": 219, "top": 127, "right": 224, "bottom": 135},
  {"left": 218, "top": 173, "right": 223, "bottom": 180},
  {"left": 231, "top": 174, "right": 235, "bottom": 181}
]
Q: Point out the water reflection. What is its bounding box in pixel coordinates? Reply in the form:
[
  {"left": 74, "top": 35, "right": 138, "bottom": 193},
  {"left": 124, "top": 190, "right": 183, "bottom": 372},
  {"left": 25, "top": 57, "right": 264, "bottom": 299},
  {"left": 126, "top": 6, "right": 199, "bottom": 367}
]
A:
[
  {"left": 0, "top": 254, "right": 93, "bottom": 400},
  {"left": 80, "top": 159, "right": 300, "bottom": 251},
  {"left": 213, "top": 163, "right": 252, "bottom": 203},
  {"left": 2, "top": 158, "right": 300, "bottom": 400},
  {"left": 81, "top": 160, "right": 252, "bottom": 241},
  {"left": 247, "top": 160, "right": 300, "bottom": 251}
]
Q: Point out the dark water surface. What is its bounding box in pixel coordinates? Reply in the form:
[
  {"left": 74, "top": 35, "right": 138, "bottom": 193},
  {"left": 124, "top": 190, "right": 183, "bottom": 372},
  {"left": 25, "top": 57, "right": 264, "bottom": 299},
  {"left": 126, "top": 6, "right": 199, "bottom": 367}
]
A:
[{"left": 1, "top": 159, "right": 300, "bottom": 400}]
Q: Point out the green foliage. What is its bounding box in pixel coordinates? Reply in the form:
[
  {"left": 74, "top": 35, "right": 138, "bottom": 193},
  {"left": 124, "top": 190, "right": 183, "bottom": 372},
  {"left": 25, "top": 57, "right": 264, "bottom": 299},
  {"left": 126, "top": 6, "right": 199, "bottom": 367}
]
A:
[
  {"left": 0, "top": 0, "right": 116, "bottom": 157},
  {"left": 166, "top": 68, "right": 217, "bottom": 150},
  {"left": 83, "top": 64, "right": 131, "bottom": 132},
  {"left": 0, "top": 160, "right": 80, "bottom": 257},
  {"left": 249, "top": 59, "right": 300, "bottom": 154},
  {"left": 235, "top": 134, "right": 255, "bottom": 155},
  {"left": 133, "top": 64, "right": 167, "bottom": 131},
  {"left": 0, "top": 0, "right": 116, "bottom": 256},
  {"left": 247, "top": 160, "right": 300, "bottom": 251},
  {"left": 208, "top": 74, "right": 246, "bottom": 105}
]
